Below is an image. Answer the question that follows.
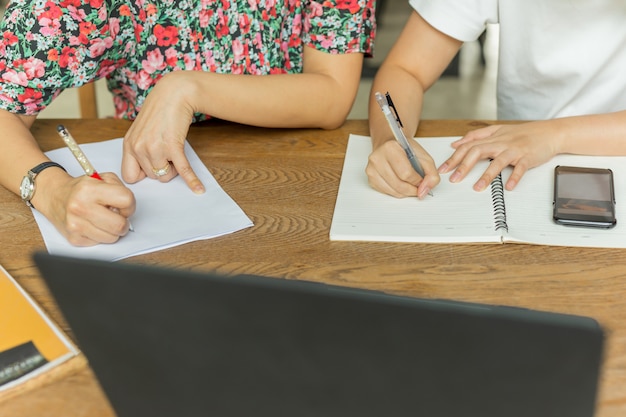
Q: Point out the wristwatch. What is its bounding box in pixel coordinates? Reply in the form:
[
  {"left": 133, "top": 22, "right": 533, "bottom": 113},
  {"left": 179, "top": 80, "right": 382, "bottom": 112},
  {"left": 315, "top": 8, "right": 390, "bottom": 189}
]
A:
[{"left": 20, "top": 162, "right": 66, "bottom": 208}]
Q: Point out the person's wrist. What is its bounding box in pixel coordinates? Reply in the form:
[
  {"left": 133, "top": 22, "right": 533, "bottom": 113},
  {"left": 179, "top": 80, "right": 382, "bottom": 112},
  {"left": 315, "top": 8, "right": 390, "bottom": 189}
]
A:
[
  {"left": 30, "top": 168, "right": 72, "bottom": 216},
  {"left": 370, "top": 132, "right": 396, "bottom": 151},
  {"left": 160, "top": 71, "right": 198, "bottom": 115},
  {"left": 20, "top": 162, "right": 66, "bottom": 209},
  {"left": 547, "top": 118, "right": 570, "bottom": 155}
]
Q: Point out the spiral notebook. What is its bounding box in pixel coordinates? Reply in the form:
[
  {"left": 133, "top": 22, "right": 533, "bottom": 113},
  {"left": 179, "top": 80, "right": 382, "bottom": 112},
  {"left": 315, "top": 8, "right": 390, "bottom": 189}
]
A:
[{"left": 330, "top": 134, "right": 626, "bottom": 248}]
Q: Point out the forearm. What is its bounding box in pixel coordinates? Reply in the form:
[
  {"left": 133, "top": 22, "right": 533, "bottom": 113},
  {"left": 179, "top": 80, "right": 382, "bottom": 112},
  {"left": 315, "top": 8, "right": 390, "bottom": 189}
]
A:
[
  {"left": 0, "top": 111, "right": 48, "bottom": 195},
  {"left": 368, "top": 65, "right": 425, "bottom": 149},
  {"left": 0, "top": 111, "right": 73, "bottom": 212},
  {"left": 164, "top": 52, "right": 363, "bottom": 130},
  {"left": 188, "top": 73, "right": 353, "bottom": 129},
  {"left": 367, "top": 11, "right": 462, "bottom": 149},
  {"left": 551, "top": 110, "right": 626, "bottom": 156}
]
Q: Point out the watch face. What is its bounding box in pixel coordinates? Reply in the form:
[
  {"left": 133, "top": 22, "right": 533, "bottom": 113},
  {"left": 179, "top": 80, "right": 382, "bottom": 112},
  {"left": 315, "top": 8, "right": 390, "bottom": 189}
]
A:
[{"left": 21, "top": 175, "right": 34, "bottom": 200}]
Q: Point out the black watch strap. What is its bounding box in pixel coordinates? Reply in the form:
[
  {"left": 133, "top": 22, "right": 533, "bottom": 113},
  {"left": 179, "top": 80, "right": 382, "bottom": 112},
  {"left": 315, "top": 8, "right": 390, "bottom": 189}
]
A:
[
  {"left": 22, "top": 161, "right": 66, "bottom": 208},
  {"left": 30, "top": 161, "right": 66, "bottom": 175}
]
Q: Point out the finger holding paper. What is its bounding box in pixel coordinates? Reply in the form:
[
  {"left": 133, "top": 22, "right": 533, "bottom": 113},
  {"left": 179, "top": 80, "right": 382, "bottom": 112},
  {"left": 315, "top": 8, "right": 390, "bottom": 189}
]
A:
[
  {"left": 121, "top": 74, "right": 205, "bottom": 194},
  {"left": 439, "top": 122, "right": 562, "bottom": 191}
]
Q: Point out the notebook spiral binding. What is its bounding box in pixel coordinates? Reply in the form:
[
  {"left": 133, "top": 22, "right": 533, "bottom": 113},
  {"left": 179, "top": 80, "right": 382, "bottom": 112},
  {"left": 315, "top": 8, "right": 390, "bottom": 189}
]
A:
[{"left": 490, "top": 174, "right": 508, "bottom": 232}]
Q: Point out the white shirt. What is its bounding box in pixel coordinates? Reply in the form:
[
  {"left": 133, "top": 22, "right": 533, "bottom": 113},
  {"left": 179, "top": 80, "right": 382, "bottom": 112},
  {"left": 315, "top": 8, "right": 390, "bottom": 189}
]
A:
[{"left": 409, "top": 0, "right": 626, "bottom": 120}]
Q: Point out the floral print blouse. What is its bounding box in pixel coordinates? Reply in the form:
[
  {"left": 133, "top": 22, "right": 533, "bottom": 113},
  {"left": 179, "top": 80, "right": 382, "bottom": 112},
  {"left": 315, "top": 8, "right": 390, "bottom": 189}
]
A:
[{"left": 0, "top": 0, "right": 376, "bottom": 119}]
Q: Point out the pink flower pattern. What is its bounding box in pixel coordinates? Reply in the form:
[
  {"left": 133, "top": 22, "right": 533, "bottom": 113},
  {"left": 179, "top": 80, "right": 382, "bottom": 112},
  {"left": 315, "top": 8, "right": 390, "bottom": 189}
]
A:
[{"left": 0, "top": 0, "right": 376, "bottom": 119}]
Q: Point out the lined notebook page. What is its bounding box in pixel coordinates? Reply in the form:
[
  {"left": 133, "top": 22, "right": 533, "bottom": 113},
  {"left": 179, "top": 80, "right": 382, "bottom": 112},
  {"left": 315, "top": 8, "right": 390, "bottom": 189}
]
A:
[
  {"left": 330, "top": 135, "right": 502, "bottom": 243},
  {"left": 332, "top": 134, "right": 626, "bottom": 248}
]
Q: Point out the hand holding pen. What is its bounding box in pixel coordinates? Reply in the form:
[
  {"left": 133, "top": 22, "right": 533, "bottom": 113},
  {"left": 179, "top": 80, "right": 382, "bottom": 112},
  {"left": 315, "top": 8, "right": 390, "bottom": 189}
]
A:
[
  {"left": 57, "top": 125, "right": 135, "bottom": 234},
  {"left": 374, "top": 92, "right": 433, "bottom": 196}
]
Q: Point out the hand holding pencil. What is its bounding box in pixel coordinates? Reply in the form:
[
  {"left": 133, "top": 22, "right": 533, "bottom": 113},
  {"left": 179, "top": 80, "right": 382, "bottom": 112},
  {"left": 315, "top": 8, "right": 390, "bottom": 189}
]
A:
[
  {"left": 56, "top": 125, "right": 103, "bottom": 180},
  {"left": 55, "top": 125, "right": 136, "bottom": 243}
]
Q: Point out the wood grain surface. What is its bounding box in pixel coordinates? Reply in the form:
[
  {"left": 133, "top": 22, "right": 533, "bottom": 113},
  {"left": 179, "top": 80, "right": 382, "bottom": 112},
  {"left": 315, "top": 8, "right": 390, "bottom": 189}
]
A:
[{"left": 0, "top": 119, "right": 623, "bottom": 416}]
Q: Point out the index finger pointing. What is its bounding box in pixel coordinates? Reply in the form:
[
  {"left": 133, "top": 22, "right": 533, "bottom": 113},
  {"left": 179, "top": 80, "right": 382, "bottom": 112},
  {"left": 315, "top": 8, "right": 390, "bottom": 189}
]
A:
[{"left": 171, "top": 149, "right": 205, "bottom": 194}]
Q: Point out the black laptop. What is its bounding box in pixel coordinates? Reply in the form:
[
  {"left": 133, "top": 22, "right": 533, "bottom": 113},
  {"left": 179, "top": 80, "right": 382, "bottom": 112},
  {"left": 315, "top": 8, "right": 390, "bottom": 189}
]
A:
[{"left": 34, "top": 253, "right": 604, "bottom": 417}]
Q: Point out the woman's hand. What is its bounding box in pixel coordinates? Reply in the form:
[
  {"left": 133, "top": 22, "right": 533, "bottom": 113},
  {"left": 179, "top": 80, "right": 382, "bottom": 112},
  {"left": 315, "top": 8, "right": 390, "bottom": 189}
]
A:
[
  {"left": 40, "top": 172, "right": 136, "bottom": 246},
  {"left": 121, "top": 72, "right": 205, "bottom": 194},
  {"left": 366, "top": 139, "right": 440, "bottom": 198},
  {"left": 438, "top": 122, "right": 563, "bottom": 191}
]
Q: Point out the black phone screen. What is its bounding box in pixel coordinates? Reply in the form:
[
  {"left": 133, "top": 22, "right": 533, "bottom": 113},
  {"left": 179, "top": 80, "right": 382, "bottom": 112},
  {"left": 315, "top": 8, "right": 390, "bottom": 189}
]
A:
[{"left": 553, "top": 166, "right": 616, "bottom": 228}]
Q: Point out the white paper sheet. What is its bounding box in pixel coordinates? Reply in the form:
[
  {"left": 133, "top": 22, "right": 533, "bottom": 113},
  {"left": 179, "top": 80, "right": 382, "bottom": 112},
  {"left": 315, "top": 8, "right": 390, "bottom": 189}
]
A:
[{"left": 33, "top": 138, "right": 253, "bottom": 261}]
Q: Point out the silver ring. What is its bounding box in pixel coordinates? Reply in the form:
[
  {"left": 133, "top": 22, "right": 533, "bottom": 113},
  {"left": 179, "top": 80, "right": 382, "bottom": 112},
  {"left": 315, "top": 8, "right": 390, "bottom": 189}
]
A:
[{"left": 152, "top": 164, "right": 170, "bottom": 177}]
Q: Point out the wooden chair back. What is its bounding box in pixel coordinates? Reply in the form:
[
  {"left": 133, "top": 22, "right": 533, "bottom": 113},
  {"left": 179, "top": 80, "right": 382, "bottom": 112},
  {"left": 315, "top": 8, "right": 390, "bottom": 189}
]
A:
[{"left": 78, "top": 83, "right": 98, "bottom": 118}]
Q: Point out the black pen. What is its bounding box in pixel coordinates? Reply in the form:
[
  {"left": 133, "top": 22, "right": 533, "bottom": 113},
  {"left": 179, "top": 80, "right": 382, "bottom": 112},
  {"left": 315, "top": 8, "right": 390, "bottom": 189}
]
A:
[{"left": 375, "top": 91, "right": 433, "bottom": 196}]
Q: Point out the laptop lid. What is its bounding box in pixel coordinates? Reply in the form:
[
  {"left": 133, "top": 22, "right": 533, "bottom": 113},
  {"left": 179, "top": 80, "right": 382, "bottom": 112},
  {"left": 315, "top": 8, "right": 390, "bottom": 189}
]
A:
[{"left": 34, "top": 252, "right": 604, "bottom": 417}]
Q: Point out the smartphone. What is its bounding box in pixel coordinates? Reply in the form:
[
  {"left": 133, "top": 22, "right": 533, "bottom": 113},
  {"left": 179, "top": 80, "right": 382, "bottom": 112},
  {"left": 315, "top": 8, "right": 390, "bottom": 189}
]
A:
[{"left": 553, "top": 165, "right": 616, "bottom": 228}]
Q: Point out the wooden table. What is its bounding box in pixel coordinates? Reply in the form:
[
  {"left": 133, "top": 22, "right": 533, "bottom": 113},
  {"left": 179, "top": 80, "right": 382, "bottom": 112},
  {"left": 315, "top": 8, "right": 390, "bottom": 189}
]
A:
[{"left": 1, "top": 119, "right": 624, "bottom": 416}]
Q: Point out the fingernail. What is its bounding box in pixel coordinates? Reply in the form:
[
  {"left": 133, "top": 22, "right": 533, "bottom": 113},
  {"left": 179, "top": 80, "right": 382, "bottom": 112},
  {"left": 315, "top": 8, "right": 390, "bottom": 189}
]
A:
[
  {"left": 418, "top": 187, "right": 431, "bottom": 199},
  {"left": 474, "top": 179, "right": 487, "bottom": 191},
  {"left": 450, "top": 171, "right": 461, "bottom": 183},
  {"left": 505, "top": 179, "right": 517, "bottom": 190},
  {"left": 438, "top": 163, "right": 448, "bottom": 173},
  {"left": 193, "top": 182, "right": 205, "bottom": 194}
]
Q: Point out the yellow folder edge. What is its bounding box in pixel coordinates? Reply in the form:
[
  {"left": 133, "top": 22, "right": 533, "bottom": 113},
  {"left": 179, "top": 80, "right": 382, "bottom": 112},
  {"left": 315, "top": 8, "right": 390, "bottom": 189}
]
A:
[{"left": 0, "top": 263, "right": 84, "bottom": 402}]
